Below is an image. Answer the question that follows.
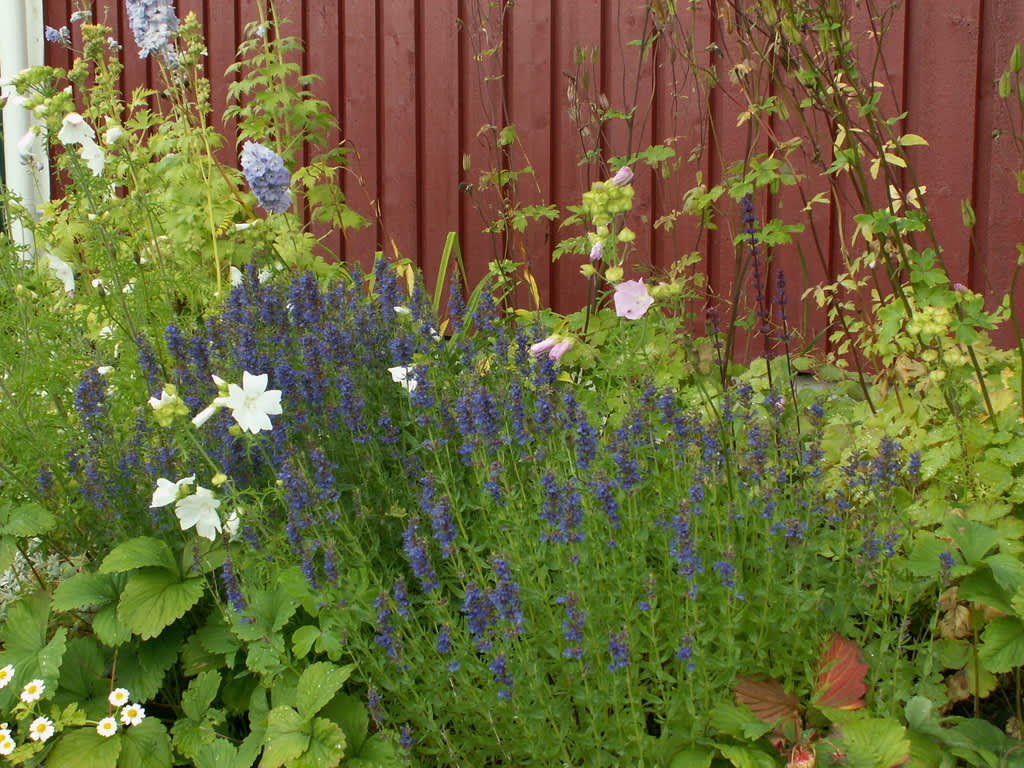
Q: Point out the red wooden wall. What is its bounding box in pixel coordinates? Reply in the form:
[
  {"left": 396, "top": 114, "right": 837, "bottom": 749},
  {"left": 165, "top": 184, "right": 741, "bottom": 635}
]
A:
[{"left": 43, "top": 1, "right": 1024, "bottom": 350}]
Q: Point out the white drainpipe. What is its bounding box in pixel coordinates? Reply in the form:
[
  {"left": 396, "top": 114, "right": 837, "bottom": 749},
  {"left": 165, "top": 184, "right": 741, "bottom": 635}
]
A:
[{"left": 1, "top": 0, "right": 49, "bottom": 254}]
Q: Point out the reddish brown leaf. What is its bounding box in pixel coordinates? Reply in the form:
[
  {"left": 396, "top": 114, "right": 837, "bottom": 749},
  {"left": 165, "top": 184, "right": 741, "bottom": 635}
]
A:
[
  {"left": 736, "top": 675, "right": 802, "bottom": 728},
  {"left": 814, "top": 634, "right": 868, "bottom": 710}
]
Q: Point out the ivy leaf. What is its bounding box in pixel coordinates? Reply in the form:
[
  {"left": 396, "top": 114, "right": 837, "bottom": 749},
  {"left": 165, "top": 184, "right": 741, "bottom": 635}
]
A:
[
  {"left": 734, "top": 676, "right": 800, "bottom": 729},
  {"left": 117, "top": 568, "right": 205, "bottom": 639},
  {"left": 100, "top": 537, "right": 178, "bottom": 575},
  {"left": 814, "top": 634, "right": 867, "bottom": 710}
]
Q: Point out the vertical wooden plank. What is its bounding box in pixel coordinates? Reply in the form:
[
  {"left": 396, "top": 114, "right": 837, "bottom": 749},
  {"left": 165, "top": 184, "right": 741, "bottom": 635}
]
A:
[
  {"left": 506, "top": 0, "right": 553, "bottom": 309},
  {"left": 342, "top": 1, "right": 381, "bottom": 271},
  {"left": 550, "top": 0, "right": 603, "bottom": 315},
  {"left": 457, "top": 0, "right": 507, "bottom": 292},
  {"left": 201, "top": 0, "right": 240, "bottom": 164},
  {"left": 973, "top": 0, "right": 1024, "bottom": 348},
  {"left": 649, "top": 3, "right": 714, "bottom": 332},
  {"left": 378, "top": 0, "right": 419, "bottom": 267},
  {"left": 903, "top": 0, "right": 981, "bottom": 287},
  {"left": 602, "top": 1, "right": 656, "bottom": 282},
  {"left": 418, "top": 0, "right": 460, "bottom": 298},
  {"left": 303, "top": 0, "right": 344, "bottom": 262}
]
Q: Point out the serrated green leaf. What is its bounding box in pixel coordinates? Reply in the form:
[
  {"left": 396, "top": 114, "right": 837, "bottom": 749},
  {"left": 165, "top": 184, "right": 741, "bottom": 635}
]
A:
[
  {"left": 183, "top": 670, "right": 221, "bottom": 720},
  {"left": 119, "top": 717, "right": 173, "bottom": 768},
  {"left": 984, "top": 553, "right": 1024, "bottom": 594},
  {"left": 118, "top": 569, "right": 204, "bottom": 639},
  {"left": 1, "top": 591, "right": 49, "bottom": 654},
  {"left": 115, "top": 626, "right": 184, "bottom": 701},
  {"left": 945, "top": 519, "right": 1001, "bottom": 564},
  {"left": 708, "top": 702, "right": 774, "bottom": 741},
  {"left": 172, "top": 716, "right": 215, "bottom": 760},
  {"left": 53, "top": 572, "right": 120, "bottom": 611},
  {"left": 194, "top": 739, "right": 240, "bottom": 768},
  {"left": 959, "top": 568, "right": 1013, "bottom": 614},
  {"left": 669, "top": 747, "right": 715, "bottom": 768},
  {"left": 39, "top": 626, "right": 68, "bottom": 682},
  {"left": 321, "top": 694, "right": 368, "bottom": 755},
  {"left": 59, "top": 636, "right": 109, "bottom": 703},
  {"left": 100, "top": 538, "right": 178, "bottom": 575},
  {"left": 837, "top": 718, "right": 910, "bottom": 768},
  {"left": 716, "top": 742, "right": 778, "bottom": 768},
  {"left": 293, "top": 626, "right": 321, "bottom": 659},
  {"left": 296, "top": 662, "right": 353, "bottom": 719},
  {"left": 347, "top": 731, "right": 402, "bottom": 767},
  {"left": 907, "top": 533, "right": 950, "bottom": 577},
  {"left": 1, "top": 502, "right": 56, "bottom": 537},
  {"left": 260, "top": 707, "right": 310, "bottom": 768},
  {"left": 46, "top": 727, "right": 122, "bottom": 768},
  {"left": 93, "top": 604, "right": 134, "bottom": 647},
  {"left": 978, "top": 616, "right": 1024, "bottom": 673},
  {"left": 293, "top": 716, "right": 346, "bottom": 768}
]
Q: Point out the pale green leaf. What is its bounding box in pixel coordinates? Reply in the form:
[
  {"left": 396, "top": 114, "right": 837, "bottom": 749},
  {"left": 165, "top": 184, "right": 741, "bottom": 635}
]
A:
[
  {"left": 46, "top": 727, "right": 122, "bottom": 768},
  {"left": 183, "top": 670, "right": 221, "bottom": 721},
  {"left": 979, "top": 616, "right": 1024, "bottom": 673},
  {"left": 119, "top": 717, "right": 173, "bottom": 768},
  {"left": 898, "top": 133, "right": 929, "bottom": 147},
  {"left": 293, "top": 626, "right": 321, "bottom": 660},
  {"left": 837, "top": 718, "right": 910, "bottom": 768},
  {"left": 293, "top": 717, "right": 346, "bottom": 768},
  {"left": 716, "top": 743, "right": 778, "bottom": 768},
  {"left": 100, "top": 537, "right": 178, "bottom": 575},
  {"left": 0, "top": 502, "right": 56, "bottom": 537},
  {"left": 117, "top": 569, "right": 204, "bottom": 639},
  {"left": 53, "top": 572, "right": 120, "bottom": 611},
  {"left": 260, "top": 707, "right": 309, "bottom": 768},
  {"left": 296, "top": 662, "right": 353, "bottom": 719}
]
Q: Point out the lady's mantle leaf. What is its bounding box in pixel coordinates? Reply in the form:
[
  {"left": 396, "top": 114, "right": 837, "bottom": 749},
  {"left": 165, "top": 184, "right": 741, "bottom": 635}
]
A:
[
  {"left": 734, "top": 676, "right": 800, "bottom": 728},
  {"left": 814, "top": 634, "right": 867, "bottom": 710}
]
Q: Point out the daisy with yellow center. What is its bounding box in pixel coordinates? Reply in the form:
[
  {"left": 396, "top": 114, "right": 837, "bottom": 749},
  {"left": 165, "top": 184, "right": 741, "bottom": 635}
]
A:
[
  {"left": 96, "top": 717, "right": 117, "bottom": 737},
  {"left": 0, "top": 734, "right": 14, "bottom": 755},
  {"left": 108, "top": 687, "right": 130, "bottom": 707},
  {"left": 20, "top": 679, "right": 44, "bottom": 703},
  {"left": 0, "top": 665, "right": 14, "bottom": 688},
  {"left": 120, "top": 703, "right": 146, "bottom": 726},
  {"left": 28, "top": 717, "right": 54, "bottom": 742}
]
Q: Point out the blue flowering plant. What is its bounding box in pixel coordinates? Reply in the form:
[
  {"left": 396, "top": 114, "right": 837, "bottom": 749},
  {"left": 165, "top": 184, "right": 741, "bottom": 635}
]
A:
[{"left": 54, "top": 253, "right": 947, "bottom": 765}]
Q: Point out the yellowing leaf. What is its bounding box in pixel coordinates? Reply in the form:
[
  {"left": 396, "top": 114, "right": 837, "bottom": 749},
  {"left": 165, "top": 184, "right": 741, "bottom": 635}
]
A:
[
  {"left": 884, "top": 152, "right": 907, "bottom": 168},
  {"left": 898, "top": 133, "right": 929, "bottom": 147}
]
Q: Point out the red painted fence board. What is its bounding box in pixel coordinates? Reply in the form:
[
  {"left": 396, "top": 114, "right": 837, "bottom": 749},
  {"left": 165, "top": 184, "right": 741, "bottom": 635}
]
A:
[{"left": 41, "top": 0, "right": 1024, "bottom": 351}]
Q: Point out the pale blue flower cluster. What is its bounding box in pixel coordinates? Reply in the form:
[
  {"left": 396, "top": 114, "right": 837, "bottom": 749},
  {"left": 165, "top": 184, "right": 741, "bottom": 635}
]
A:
[
  {"left": 240, "top": 141, "right": 293, "bottom": 213},
  {"left": 124, "top": 0, "right": 179, "bottom": 62}
]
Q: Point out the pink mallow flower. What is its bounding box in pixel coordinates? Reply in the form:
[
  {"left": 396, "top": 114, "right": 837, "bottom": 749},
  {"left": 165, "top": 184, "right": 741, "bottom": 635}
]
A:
[
  {"left": 610, "top": 166, "right": 634, "bottom": 186},
  {"left": 529, "top": 336, "right": 573, "bottom": 361},
  {"left": 613, "top": 279, "right": 654, "bottom": 320}
]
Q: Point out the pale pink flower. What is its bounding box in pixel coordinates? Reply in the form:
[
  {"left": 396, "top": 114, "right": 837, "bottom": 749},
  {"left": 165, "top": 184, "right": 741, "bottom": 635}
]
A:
[
  {"left": 589, "top": 240, "right": 604, "bottom": 263},
  {"left": 613, "top": 279, "right": 654, "bottom": 320},
  {"left": 610, "top": 166, "right": 634, "bottom": 187}
]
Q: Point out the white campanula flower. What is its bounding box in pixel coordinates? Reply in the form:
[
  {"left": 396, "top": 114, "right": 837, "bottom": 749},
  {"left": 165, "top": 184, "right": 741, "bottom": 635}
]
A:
[
  {"left": 387, "top": 366, "right": 417, "bottom": 393},
  {"left": 174, "top": 486, "right": 222, "bottom": 540},
  {"left": 120, "top": 703, "right": 146, "bottom": 726},
  {"left": 215, "top": 371, "right": 283, "bottom": 433},
  {"left": 0, "top": 734, "right": 14, "bottom": 755},
  {"left": 150, "top": 475, "right": 195, "bottom": 508},
  {"left": 108, "top": 688, "right": 130, "bottom": 707},
  {"left": 240, "top": 141, "right": 293, "bottom": 213},
  {"left": 28, "top": 717, "right": 54, "bottom": 742},
  {"left": 96, "top": 717, "right": 117, "bottom": 737},
  {"left": 57, "top": 113, "right": 95, "bottom": 146},
  {"left": 0, "top": 665, "right": 14, "bottom": 688},
  {"left": 20, "top": 679, "right": 44, "bottom": 703},
  {"left": 124, "top": 0, "right": 179, "bottom": 62},
  {"left": 613, "top": 279, "right": 654, "bottom": 320}
]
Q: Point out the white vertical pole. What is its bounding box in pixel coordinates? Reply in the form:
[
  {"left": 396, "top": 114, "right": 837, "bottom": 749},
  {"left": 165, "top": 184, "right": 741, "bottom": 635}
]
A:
[{"left": 1, "top": 0, "right": 50, "bottom": 252}]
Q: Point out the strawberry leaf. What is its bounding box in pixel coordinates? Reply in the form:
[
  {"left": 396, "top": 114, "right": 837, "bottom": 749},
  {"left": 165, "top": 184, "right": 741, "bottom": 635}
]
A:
[
  {"left": 735, "top": 675, "right": 801, "bottom": 729},
  {"left": 814, "top": 634, "right": 868, "bottom": 710}
]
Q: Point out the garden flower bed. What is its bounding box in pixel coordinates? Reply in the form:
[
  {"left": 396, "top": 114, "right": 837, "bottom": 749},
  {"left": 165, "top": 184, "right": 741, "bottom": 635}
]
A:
[{"left": 1, "top": 1, "right": 1023, "bottom": 766}]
